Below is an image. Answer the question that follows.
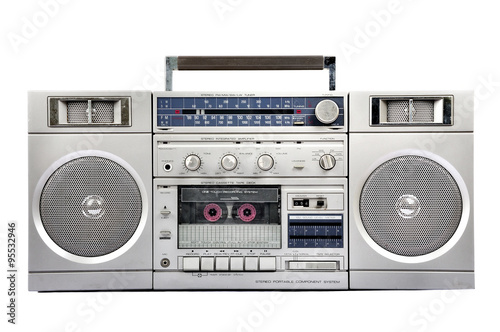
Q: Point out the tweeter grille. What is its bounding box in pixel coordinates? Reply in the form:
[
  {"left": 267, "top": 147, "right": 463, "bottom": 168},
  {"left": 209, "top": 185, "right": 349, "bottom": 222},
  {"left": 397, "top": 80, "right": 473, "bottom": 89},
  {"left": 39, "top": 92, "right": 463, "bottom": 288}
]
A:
[
  {"left": 48, "top": 97, "right": 131, "bottom": 126},
  {"left": 67, "top": 101, "right": 89, "bottom": 124},
  {"left": 92, "top": 101, "right": 115, "bottom": 123},
  {"left": 387, "top": 100, "right": 410, "bottom": 122},
  {"left": 387, "top": 100, "right": 434, "bottom": 123},
  {"left": 39, "top": 156, "right": 142, "bottom": 257},
  {"left": 412, "top": 100, "right": 434, "bottom": 122},
  {"left": 359, "top": 155, "right": 462, "bottom": 257}
]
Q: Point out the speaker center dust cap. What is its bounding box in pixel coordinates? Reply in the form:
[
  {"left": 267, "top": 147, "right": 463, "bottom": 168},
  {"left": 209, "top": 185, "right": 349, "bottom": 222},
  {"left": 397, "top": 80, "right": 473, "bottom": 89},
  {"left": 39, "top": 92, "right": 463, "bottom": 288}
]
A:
[
  {"left": 82, "top": 195, "right": 105, "bottom": 219},
  {"left": 396, "top": 194, "right": 421, "bottom": 219}
]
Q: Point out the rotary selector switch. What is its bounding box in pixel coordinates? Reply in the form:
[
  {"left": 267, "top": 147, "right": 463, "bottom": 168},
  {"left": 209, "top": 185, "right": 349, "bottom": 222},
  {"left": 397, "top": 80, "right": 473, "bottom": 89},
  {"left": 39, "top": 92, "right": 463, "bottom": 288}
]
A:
[
  {"left": 319, "top": 154, "right": 336, "bottom": 170},
  {"left": 221, "top": 154, "right": 238, "bottom": 171},
  {"left": 257, "top": 154, "right": 274, "bottom": 171},
  {"left": 184, "top": 154, "right": 201, "bottom": 171},
  {"left": 315, "top": 99, "right": 340, "bottom": 124}
]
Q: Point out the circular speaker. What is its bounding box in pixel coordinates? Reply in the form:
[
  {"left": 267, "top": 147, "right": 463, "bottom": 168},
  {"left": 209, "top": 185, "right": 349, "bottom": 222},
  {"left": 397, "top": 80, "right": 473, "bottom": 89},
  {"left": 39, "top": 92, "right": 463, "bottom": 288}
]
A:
[
  {"left": 37, "top": 154, "right": 144, "bottom": 259},
  {"left": 359, "top": 155, "right": 463, "bottom": 257}
]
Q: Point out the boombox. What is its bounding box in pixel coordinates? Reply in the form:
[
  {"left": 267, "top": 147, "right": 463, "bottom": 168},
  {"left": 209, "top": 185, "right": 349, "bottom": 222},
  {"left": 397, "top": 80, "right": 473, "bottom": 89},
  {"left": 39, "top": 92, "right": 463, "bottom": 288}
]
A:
[{"left": 28, "top": 56, "right": 474, "bottom": 291}]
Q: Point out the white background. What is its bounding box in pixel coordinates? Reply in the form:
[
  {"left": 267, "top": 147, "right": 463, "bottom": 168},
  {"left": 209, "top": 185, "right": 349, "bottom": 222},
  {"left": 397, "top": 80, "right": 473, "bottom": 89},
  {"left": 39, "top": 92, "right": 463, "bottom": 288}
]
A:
[{"left": 1, "top": 0, "right": 499, "bottom": 331}]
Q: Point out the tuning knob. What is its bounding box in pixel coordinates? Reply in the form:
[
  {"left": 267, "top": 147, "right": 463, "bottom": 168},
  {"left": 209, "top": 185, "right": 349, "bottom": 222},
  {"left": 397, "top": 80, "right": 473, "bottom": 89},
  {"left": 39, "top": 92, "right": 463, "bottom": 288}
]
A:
[
  {"left": 319, "top": 154, "right": 336, "bottom": 170},
  {"left": 257, "top": 154, "right": 274, "bottom": 171},
  {"left": 221, "top": 154, "right": 238, "bottom": 171},
  {"left": 184, "top": 154, "right": 201, "bottom": 171},
  {"left": 315, "top": 100, "right": 339, "bottom": 124}
]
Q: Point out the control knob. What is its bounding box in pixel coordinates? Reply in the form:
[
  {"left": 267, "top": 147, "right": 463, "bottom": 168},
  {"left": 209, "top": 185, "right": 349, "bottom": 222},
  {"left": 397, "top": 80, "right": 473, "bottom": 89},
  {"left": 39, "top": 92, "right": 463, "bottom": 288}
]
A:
[
  {"left": 221, "top": 154, "right": 238, "bottom": 171},
  {"left": 257, "top": 154, "right": 274, "bottom": 171},
  {"left": 184, "top": 154, "right": 201, "bottom": 171},
  {"left": 319, "top": 154, "right": 336, "bottom": 170},
  {"left": 315, "top": 100, "right": 339, "bottom": 124}
]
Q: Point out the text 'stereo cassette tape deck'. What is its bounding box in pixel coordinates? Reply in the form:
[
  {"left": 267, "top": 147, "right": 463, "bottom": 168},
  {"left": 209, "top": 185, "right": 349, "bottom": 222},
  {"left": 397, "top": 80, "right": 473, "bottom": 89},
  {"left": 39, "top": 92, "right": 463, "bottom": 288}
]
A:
[{"left": 28, "top": 56, "right": 474, "bottom": 291}]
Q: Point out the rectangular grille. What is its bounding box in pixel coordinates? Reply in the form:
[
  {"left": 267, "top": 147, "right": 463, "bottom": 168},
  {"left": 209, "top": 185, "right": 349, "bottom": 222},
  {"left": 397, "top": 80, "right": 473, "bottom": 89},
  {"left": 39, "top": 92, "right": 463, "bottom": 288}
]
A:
[
  {"left": 67, "top": 101, "right": 89, "bottom": 123},
  {"left": 92, "top": 101, "right": 114, "bottom": 123},
  {"left": 387, "top": 100, "right": 434, "bottom": 123},
  {"left": 48, "top": 97, "right": 130, "bottom": 127},
  {"left": 370, "top": 96, "right": 451, "bottom": 126},
  {"left": 387, "top": 100, "right": 409, "bottom": 123},
  {"left": 411, "top": 100, "right": 434, "bottom": 122}
]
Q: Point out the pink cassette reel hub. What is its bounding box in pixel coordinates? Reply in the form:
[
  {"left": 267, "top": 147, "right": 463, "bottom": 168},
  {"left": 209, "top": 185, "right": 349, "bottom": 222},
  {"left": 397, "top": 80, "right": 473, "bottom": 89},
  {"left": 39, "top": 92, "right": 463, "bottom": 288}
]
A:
[
  {"left": 237, "top": 203, "right": 257, "bottom": 222},
  {"left": 203, "top": 203, "right": 223, "bottom": 222}
]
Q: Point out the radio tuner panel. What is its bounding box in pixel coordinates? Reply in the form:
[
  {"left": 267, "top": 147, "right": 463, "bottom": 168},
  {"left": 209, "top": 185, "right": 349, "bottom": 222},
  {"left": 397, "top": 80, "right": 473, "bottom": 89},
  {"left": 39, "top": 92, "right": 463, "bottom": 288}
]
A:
[{"left": 153, "top": 92, "right": 347, "bottom": 133}]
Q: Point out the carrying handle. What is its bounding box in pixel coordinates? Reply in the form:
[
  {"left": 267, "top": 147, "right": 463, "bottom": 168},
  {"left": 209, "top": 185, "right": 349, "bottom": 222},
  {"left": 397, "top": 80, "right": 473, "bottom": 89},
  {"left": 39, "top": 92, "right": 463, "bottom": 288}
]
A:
[{"left": 165, "top": 56, "right": 336, "bottom": 91}]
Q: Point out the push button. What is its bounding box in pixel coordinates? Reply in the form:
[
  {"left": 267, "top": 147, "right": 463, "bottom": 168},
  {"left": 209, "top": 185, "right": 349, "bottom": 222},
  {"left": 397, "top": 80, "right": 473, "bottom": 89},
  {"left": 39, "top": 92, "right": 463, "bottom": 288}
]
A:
[
  {"left": 200, "top": 257, "right": 215, "bottom": 271},
  {"left": 259, "top": 257, "right": 276, "bottom": 271},
  {"left": 244, "top": 257, "right": 259, "bottom": 271},
  {"left": 183, "top": 257, "right": 200, "bottom": 271},
  {"left": 230, "top": 257, "right": 244, "bottom": 271},
  {"left": 215, "top": 257, "right": 230, "bottom": 271}
]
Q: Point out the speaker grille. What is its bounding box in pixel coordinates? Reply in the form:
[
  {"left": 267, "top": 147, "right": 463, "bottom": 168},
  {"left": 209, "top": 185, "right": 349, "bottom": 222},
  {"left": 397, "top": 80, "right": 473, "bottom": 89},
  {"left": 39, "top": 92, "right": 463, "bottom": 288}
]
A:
[
  {"left": 359, "top": 155, "right": 462, "bottom": 257},
  {"left": 387, "top": 100, "right": 410, "bottom": 122},
  {"left": 412, "top": 100, "right": 434, "bottom": 122},
  {"left": 39, "top": 156, "right": 142, "bottom": 257},
  {"left": 92, "top": 101, "right": 114, "bottom": 123},
  {"left": 387, "top": 100, "right": 434, "bottom": 123},
  {"left": 67, "top": 101, "right": 89, "bottom": 123}
]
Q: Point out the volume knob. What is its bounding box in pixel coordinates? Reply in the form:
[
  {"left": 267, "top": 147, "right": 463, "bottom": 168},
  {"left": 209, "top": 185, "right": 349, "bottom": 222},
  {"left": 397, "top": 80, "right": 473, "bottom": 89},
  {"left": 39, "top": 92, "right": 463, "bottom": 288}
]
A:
[
  {"left": 315, "top": 100, "right": 339, "bottom": 124},
  {"left": 319, "top": 154, "right": 336, "bottom": 170},
  {"left": 184, "top": 154, "right": 201, "bottom": 171},
  {"left": 257, "top": 154, "right": 274, "bottom": 171}
]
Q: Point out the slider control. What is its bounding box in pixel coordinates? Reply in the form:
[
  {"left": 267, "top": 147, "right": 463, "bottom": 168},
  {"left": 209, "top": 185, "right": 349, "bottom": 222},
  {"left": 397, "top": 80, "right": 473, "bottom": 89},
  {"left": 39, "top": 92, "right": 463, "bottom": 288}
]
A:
[{"left": 159, "top": 230, "right": 171, "bottom": 240}]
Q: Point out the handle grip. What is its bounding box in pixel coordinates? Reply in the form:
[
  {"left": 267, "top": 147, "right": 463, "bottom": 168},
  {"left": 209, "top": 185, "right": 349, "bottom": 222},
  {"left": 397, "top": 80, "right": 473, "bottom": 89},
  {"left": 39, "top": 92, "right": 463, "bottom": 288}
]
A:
[{"left": 165, "top": 56, "right": 336, "bottom": 91}]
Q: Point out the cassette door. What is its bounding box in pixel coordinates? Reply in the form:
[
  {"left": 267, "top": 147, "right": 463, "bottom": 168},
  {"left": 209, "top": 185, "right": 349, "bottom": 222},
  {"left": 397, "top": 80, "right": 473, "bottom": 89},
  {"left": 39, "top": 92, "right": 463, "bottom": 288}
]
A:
[
  {"left": 348, "top": 91, "right": 474, "bottom": 290},
  {"left": 28, "top": 91, "right": 153, "bottom": 291}
]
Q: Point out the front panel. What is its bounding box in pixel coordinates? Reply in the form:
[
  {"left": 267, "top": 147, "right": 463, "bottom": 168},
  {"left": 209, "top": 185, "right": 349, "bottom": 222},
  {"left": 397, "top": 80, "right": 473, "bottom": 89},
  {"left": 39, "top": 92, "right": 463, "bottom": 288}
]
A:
[{"left": 28, "top": 88, "right": 474, "bottom": 291}]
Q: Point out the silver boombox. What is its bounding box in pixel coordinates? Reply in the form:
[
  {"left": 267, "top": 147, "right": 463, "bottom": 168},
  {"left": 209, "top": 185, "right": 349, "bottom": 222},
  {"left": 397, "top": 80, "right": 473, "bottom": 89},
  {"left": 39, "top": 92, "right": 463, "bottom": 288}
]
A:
[{"left": 28, "top": 56, "right": 474, "bottom": 291}]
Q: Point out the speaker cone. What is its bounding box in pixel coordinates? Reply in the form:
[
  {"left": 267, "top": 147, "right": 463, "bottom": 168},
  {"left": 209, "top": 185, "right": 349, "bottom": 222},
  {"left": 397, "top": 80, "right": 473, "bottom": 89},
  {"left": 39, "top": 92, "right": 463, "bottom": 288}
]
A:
[
  {"left": 359, "top": 155, "right": 463, "bottom": 257},
  {"left": 39, "top": 156, "right": 143, "bottom": 258}
]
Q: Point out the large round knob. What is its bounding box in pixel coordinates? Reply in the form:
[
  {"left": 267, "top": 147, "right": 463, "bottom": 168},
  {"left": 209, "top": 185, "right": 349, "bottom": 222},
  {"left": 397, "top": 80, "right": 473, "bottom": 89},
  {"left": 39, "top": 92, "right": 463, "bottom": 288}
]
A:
[
  {"left": 221, "top": 154, "right": 238, "bottom": 171},
  {"left": 315, "top": 100, "right": 339, "bottom": 124},
  {"left": 257, "top": 154, "right": 274, "bottom": 171},
  {"left": 319, "top": 154, "right": 336, "bottom": 170},
  {"left": 184, "top": 154, "right": 201, "bottom": 171}
]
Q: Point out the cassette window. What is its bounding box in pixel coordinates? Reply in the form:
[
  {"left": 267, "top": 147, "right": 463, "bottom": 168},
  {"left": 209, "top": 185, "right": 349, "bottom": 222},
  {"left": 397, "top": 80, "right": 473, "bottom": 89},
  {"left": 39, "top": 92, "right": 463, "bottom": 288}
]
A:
[{"left": 178, "top": 186, "right": 281, "bottom": 249}]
